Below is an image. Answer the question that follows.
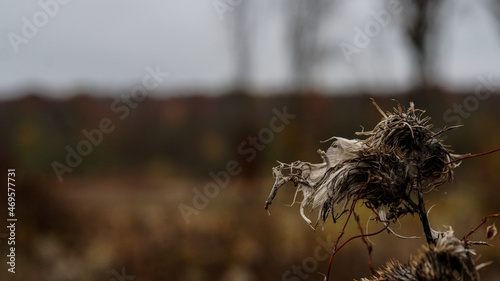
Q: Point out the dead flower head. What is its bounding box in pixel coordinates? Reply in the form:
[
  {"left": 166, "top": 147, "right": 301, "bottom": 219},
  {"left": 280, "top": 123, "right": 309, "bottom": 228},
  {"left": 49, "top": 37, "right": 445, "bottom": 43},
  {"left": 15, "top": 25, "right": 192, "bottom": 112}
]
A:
[
  {"left": 265, "top": 100, "right": 463, "bottom": 227},
  {"left": 359, "top": 228, "right": 481, "bottom": 281}
]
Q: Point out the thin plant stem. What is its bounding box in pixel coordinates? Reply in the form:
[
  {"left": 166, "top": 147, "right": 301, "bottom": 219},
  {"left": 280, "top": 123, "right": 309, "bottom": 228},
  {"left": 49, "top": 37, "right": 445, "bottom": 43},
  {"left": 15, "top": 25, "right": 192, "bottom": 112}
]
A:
[
  {"left": 444, "top": 148, "right": 500, "bottom": 167},
  {"left": 463, "top": 213, "right": 500, "bottom": 242},
  {"left": 353, "top": 211, "right": 375, "bottom": 275},
  {"left": 416, "top": 170, "right": 435, "bottom": 245},
  {"left": 324, "top": 200, "right": 389, "bottom": 281},
  {"left": 324, "top": 221, "right": 389, "bottom": 281},
  {"left": 333, "top": 176, "right": 371, "bottom": 250}
]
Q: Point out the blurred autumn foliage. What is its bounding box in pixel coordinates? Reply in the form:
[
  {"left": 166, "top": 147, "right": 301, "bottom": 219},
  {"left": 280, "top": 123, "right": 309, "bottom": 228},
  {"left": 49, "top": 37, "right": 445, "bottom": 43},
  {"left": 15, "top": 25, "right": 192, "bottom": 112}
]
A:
[
  {"left": 2, "top": 90, "right": 499, "bottom": 180},
  {"left": 0, "top": 89, "right": 499, "bottom": 280}
]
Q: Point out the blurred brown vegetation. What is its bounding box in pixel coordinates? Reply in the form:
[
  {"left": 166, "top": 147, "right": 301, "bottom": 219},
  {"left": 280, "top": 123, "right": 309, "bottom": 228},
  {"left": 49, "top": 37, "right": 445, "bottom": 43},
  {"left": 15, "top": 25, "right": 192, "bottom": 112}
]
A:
[{"left": 0, "top": 90, "right": 499, "bottom": 280}]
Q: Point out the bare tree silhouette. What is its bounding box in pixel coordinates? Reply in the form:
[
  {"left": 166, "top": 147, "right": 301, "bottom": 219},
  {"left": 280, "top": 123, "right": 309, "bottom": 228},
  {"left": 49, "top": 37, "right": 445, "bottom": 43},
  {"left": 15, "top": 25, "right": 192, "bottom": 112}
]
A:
[
  {"left": 489, "top": 0, "right": 500, "bottom": 34},
  {"left": 286, "top": 0, "right": 334, "bottom": 91},
  {"left": 402, "top": 0, "right": 444, "bottom": 88},
  {"left": 227, "top": 1, "right": 253, "bottom": 92}
]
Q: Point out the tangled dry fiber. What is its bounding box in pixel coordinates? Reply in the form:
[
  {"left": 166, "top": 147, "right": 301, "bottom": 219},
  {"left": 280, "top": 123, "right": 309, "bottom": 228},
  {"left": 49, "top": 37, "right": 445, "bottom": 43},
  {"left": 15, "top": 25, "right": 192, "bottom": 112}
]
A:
[
  {"left": 265, "top": 100, "right": 462, "bottom": 230},
  {"left": 264, "top": 100, "right": 494, "bottom": 281}
]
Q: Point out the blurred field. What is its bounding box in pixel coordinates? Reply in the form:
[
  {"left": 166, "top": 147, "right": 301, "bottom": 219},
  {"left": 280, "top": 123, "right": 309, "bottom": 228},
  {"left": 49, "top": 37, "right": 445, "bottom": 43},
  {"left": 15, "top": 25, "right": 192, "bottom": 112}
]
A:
[
  {"left": 1, "top": 91, "right": 499, "bottom": 280},
  {"left": 9, "top": 174, "right": 500, "bottom": 281}
]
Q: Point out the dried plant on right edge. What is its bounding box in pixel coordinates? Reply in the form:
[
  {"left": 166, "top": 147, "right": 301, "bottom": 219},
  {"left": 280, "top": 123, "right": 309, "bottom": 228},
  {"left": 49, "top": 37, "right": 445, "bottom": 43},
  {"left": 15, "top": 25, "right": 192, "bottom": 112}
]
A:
[{"left": 265, "top": 99, "right": 499, "bottom": 281}]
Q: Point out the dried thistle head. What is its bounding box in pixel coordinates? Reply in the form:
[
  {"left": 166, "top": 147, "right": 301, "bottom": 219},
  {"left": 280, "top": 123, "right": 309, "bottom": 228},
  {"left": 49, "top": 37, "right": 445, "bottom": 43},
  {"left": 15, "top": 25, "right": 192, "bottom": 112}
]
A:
[
  {"left": 359, "top": 229, "right": 481, "bottom": 281},
  {"left": 265, "top": 100, "right": 463, "bottom": 227}
]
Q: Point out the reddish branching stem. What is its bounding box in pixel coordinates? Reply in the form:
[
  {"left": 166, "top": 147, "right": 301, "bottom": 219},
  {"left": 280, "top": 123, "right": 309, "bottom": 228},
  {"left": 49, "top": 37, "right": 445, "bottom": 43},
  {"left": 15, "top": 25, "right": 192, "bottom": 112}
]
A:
[
  {"left": 324, "top": 206, "right": 389, "bottom": 281},
  {"left": 463, "top": 213, "right": 500, "bottom": 242},
  {"left": 353, "top": 211, "right": 376, "bottom": 275},
  {"left": 332, "top": 176, "right": 372, "bottom": 251},
  {"left": 444, "top": 148, "right": 500, "bottom": 167},
  {"left": 324, "top": 179, "right": 390, "bottom": 281}
]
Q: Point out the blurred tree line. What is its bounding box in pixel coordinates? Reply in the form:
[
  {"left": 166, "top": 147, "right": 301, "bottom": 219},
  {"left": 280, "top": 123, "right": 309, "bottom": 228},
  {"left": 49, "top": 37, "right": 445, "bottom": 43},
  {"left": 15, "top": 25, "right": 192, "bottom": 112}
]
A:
[
  {"left": 226, "top": 0, "right": 500, "bottom": 91},
  {"left": 1, "top": 90, "right": 499, "bottom": 183}
]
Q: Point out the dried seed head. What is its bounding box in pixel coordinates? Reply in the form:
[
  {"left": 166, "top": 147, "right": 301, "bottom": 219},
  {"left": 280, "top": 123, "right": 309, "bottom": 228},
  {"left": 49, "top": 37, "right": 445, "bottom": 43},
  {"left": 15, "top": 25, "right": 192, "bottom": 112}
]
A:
[
  {"left": 265, "top": 100, "right": 463, "bottom": 226},
  {"left": 486, "top": 223, "right": 497, "bottom": 240},
  {"left": 359, "top": 229, "right": 481, "bottom": 281}
]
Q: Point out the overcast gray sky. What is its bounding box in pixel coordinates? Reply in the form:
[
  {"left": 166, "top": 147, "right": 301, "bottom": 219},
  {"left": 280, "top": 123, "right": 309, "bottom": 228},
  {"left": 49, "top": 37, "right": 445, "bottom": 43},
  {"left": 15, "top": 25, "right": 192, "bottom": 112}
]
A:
[{"left": 1, "top": 0, "right": 500, "bottom": 99}]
